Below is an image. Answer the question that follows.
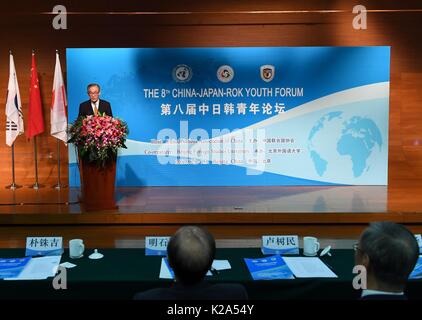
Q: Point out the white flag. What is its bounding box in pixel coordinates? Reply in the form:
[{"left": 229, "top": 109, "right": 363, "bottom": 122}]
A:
[
  {"left": 51, "top": 52, "right": 68, "bottom": 144},
  {"left": 5, "top": 53, "right": 24, "bottom": 146}
]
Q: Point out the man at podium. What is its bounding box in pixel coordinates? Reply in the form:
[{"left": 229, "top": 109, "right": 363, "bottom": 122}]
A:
[{"left": 78, "top": 83, "right": 113, "bottom": 118}]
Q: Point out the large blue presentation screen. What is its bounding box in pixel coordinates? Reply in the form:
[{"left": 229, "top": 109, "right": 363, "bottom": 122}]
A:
[{"left": 67, "top": 46, "right": 390, "bottom": 186}]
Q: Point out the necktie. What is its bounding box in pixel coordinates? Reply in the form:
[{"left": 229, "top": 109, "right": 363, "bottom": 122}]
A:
[{"left": 93, "top": 102, "right": 98, "bottom": 116}]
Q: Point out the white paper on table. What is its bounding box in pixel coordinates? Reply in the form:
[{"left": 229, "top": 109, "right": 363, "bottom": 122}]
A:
[
  {"left": 282, "top": 257, "right": 338, "bottom": 278},
  {"left": 159, "top": 258, "right": 173, "bottom": 279},
  {"left": 206, "top": 259, "right": 232, "bottom": 276},
  {"left": 4, "top": 255, "right": 62, "bottom": 280},
  {"left": 159, "top": 258, "right": 231, "bottom": 278},
  {"left": 212, "top": 260, "right": 231, "bottom": 271}
]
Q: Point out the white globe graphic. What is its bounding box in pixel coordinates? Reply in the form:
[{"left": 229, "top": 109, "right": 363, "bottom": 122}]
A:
[{"left": 307, "top": 111, "right": 383, "bottom": 179}]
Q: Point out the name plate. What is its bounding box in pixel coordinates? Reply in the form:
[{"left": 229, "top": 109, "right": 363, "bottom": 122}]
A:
[
  {"left": 261, "top": 235, "right": 299, "bottom": 255},
  {"left": 25, "top": 237, "right": 63, "bottom": 256},
  {"left": 416, "top": 234, "right": 422, "bottom": 253},
  {"left": 145, "top": 236, "right": 170, "bottom": 256}
]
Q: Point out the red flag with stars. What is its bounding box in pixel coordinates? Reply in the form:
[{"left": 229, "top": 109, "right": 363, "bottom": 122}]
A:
[{"left": 26, "top": 52, "right": 44, "bottom": 138}]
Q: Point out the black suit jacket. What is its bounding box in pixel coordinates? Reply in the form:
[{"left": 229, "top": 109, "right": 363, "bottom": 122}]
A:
[
  {"left": 78, "top": 99, "right": 113, "bottom": 118},
  {"left": 133, "top": 281, "right": 248, "bottom": 300}
]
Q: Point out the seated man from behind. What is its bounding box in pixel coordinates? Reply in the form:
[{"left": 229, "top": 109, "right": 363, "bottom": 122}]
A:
[
  {"left": 355, "top": 221, "right": 419, "bottom": 300},
  {"left": 134, "top": 225, "right": 248, "bottom": 300}
]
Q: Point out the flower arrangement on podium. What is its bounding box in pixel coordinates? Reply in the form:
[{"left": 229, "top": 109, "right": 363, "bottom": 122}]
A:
[{"left": 68, "top": 113, "right": 128, "bottom": 167}]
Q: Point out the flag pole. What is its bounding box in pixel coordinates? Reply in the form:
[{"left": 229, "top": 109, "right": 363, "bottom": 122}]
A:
[
  {"left": 6, "top": 143, "right": 22, "bottom": 190},
  {"left": 52, "top": 49, "right": 61, "bottom": 190},
  {"left": 52, "top": 139, "right": 66, "bottom": 189},
  {"left": 29, "top": 49, "right": 43, "bottom": 190},
  {"left": 30, "top": 49, "right": 39, "bottom": 190},
  {"left": 51, "top": 49, "right": 67, "bottom": 190},
  {"left": 6, "top": 49, "right": 22, "bottom": 190},
  {"left": 31, "top": 136, "right": 40, "bottom": 189}
]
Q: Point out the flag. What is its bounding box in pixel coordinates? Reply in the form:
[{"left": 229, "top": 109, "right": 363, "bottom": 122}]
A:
[
  {"left": 5, "top": 53, "right": 24, "bottom": 146},
  {"left": 51, "top": 52, "right": 68, "bottom": 143},
  {"left": 26, "top": 52, "right": 44, "bottom": 139}
]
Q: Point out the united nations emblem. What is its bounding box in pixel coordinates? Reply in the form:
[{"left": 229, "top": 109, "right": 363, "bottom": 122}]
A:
[
  {"left": 217, "top": 65, "right": 234, "bottom": 83},
  {"left": 172, "top": 64, "right": 192, "bottom": 83},
  {"left": 260, "top": 65, "right": 275, "bottom": 82}
]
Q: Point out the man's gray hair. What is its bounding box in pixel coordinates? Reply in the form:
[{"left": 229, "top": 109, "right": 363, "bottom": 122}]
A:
[
  {"left": 359, "top": 221, "right": 419, "bottom": 289},
  {"left": 167, "top": 226, "right": 215, "bottom": 285},
  {"left": 87, "top": 83, "right": 100, "bottom": 92}
]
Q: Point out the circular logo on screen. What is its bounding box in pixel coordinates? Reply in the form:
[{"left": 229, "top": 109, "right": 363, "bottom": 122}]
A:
[
  {"left": 217, "top": 65, "right": 234, "bottom": 83},
  {"left": 260, "top": 65, "right": 275, "bottom": 82},
  {"left": 172, "top": 64, "right": 192, "bottom": 83}
]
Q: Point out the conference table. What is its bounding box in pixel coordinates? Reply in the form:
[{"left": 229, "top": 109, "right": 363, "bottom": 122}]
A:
[{"left": 0, "top": 248, "right": 421, "bottom": 300}]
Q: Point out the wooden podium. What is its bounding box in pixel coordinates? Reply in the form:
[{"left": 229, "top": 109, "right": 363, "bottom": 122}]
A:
[{"left": 79, "top": 158, "right": 117, "bottom": 211}]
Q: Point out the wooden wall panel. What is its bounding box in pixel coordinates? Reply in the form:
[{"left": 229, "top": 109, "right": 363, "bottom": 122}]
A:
[{"left": 0, "top": 0, "right": 420, "bottom": 194}]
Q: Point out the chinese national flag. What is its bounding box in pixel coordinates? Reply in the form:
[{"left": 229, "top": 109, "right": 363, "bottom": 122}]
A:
[{"left": 26, "top": 52, "right": 44, "bottom": 138}]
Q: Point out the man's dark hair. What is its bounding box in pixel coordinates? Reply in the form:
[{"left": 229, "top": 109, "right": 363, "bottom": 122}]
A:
[
  {"left": 359, "top": 221, "right": 419, "bottom": 289},
  {"left": 87, "top": 83, "right": 100, "bottom": 92},
  {"left": 167, "top": 226, "right": 215, "bottom": 285}
]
